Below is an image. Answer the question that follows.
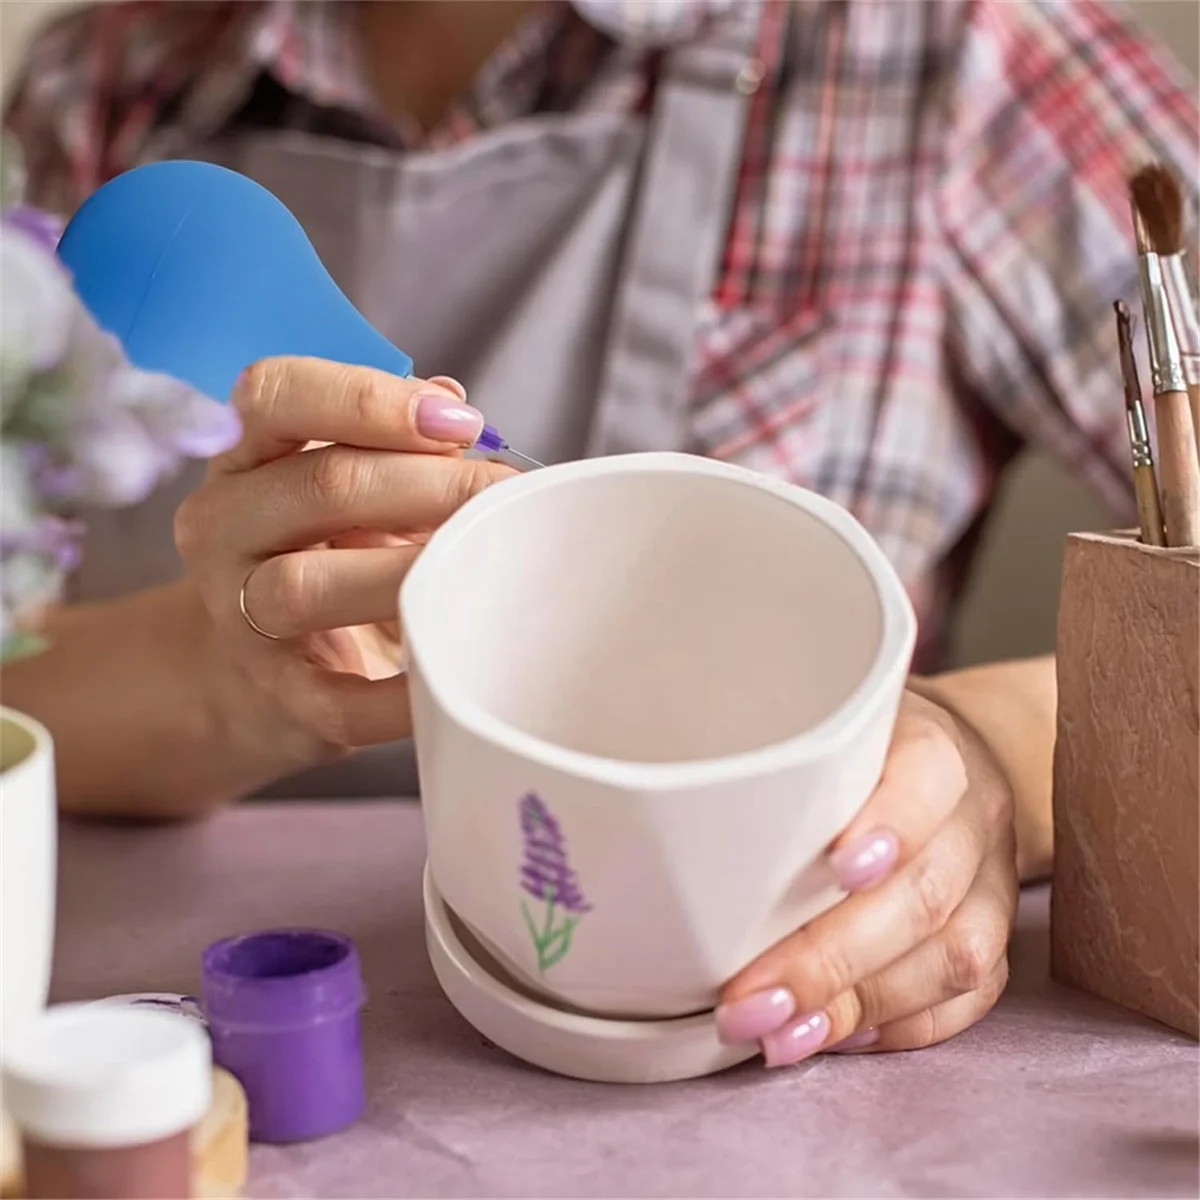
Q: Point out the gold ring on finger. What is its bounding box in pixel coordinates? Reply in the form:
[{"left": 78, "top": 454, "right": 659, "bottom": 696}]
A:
[{"left": 238, "top": 564, "right": 284, "bottom": 641}]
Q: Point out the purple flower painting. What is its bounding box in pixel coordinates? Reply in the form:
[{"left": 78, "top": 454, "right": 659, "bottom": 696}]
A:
[{"left": 518, "top": 792, "right": 591, "bottom": 975}]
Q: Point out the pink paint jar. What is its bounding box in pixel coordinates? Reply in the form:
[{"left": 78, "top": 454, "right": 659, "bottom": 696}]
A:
[{"left": 2, "top": 1004, "right": 211, "bottom": 1199}]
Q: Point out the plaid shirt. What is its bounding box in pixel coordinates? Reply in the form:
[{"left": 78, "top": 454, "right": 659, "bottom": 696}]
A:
[{"left": 6, "top": 0, "right": 1198, "bottom": 667}]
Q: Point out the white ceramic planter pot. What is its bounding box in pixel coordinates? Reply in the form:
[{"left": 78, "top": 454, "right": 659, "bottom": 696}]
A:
[
  {"left": 403, "top": 452, "right": 916, "bottom": 1020},
  {"left": 0, "top": 707, "right": 57, "bottom": 1046}
]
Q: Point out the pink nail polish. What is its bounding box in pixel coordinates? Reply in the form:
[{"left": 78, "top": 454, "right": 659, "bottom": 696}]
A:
[
  {"left": 714, "top": 987, "right": 795, "bottom": 1044},
  {"left": 416, "top": 393, "right": 484, "bottom": 444},
  {"left": 827, "top": 1027, "right": 880, "bottom": 1053},
  {"left": 761, "top": 1011, "right": 830, "bottom": 1068},
  {"left": 829, "top": 828, "right": 899, "bottom": 891}
]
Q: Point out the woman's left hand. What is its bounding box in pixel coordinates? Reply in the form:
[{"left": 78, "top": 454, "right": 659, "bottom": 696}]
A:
[{"left": 715, "top": 687, "right": 1020, "bottom": 1066}]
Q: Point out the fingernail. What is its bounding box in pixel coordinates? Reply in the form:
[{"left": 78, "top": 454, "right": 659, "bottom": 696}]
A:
[
  {"left": 715, "top": 987, "right": 795, "bottom": 1044},
  {"left": 761, "top": 1010, "right": 830, "bottom": 1068},
  {"left": 829, "top": 828, "right": 899, "bottom": 891},
  {"left": 827, "top": 1026, "right": 880, "bottom": 1053},
  {"left": 428, "top": 375, "right": 468, "bottom": 401},
  {"left": 416, "top": 392, "right": 484, "bottom": 444}
]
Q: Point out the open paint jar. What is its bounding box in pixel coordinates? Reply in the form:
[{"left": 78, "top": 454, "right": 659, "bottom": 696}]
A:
[{"left": 201, "top": 928, "right": 365, "bottom": 1143}]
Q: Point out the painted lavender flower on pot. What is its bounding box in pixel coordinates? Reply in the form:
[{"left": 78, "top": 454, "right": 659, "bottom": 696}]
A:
[
  {"left": 518, "top": 792, "right": 592, "bottom": 975},
  {"left": 0, "top": 140, "right": 241, "bottom": 660}
]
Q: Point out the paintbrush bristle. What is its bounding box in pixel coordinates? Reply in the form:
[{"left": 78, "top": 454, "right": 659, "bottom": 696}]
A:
[{"left": 1129, "top": 162, "right": 1185, "bottom": 256}]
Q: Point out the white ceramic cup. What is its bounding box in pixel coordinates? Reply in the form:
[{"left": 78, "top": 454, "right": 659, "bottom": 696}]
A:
[
  {"left": 402, "top": 453, "right": 916, "bottom": 1019},
  {"left": 0, "top": 708, "right": 57, "bottom": 1046}
]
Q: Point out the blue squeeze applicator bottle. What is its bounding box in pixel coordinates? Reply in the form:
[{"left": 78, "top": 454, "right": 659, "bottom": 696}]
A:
[{"left": 55, "top": 160, "right": 539, "bottom": 466}]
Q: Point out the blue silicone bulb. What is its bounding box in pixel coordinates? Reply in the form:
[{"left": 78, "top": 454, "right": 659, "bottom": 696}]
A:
[
  {"left": 55, "top": 161, "right": 415, "bottom": 403},
  {"left": 55, "top": 161, "right": 544, "bottom": 467}
]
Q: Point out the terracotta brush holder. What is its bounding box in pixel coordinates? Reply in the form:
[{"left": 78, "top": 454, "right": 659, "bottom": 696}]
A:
[{"left": 1050, "top": 530, "right": 1199, "bottom": 1039}]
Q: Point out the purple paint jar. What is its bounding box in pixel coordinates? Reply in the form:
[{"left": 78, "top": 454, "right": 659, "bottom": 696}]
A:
[{"left": 200, "top": 929, "right": 365, "bottom": 1144}]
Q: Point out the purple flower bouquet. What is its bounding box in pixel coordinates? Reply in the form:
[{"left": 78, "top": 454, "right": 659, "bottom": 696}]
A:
[{"left": 0, "top": 140, "right": 242, "bottom": 661}]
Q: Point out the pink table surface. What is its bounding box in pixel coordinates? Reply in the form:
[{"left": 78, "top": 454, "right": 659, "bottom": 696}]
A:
[{"left": 52, "top": 802, "right": 1198, "bottom": 1199}]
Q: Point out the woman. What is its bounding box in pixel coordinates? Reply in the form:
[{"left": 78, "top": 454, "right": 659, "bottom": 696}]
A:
[{"left": 4, "top": 0, "right": 1196, "bottom": 1067}]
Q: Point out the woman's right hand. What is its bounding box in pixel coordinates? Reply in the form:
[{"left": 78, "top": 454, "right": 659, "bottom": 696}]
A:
[{"left": 174, "top": 357, "right": 514, "bottom": 786}]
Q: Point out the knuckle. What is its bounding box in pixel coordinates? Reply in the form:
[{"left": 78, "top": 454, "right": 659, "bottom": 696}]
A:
[
  {"left": 841, "top": 980, "right": 874, "bottom": 1031},
  {"left": 173, "top": 495, "right": 202, "bottom": 561},
  {"left": 909, "top": 856, "right": 956, "bottom": 937},
  {"left": 300, "top": 687, "right": 354, "bottom": 750},
  {"left": 981, "top": 768, "right": 1016, "bottom": 828},
  {"left": 888, "top": 712, "right": 968, "bottom": 816},
  {"left": 796, "top": 936, "right": 856, "bottom": 1006},
  {"left": 982, "top": 955, "right": 1010, "bottom": 1007},
  {"left": 173, "top": 490, "right": 215, "bottom": 563},
  {"left": 342, "top": 367, "right": 393, "bottom": 431},
  {"left": 443, "top": 456, "right": 497, "bottom": 513},
  {"left": 943, "top": 923, "right": 1003, "bottom": 994},
  {"left": 306, "top": 447, "right": 366, "bottom": 509},
  {"left": 916, "top": 720, "right": 968, "bottom": 799},
  {"left": 820, "top": 988, "right": 866, "bottom": 1046},
  {"left": 267, "top": 554, "right": 316, "bottom": 632},
  {"left": 904, "top": 1007, "right": 941, "bottom": 1050},
  {"left": 849, "top": 973, "right": 887, "bottom": 1028},
  {"left": 231, "top": 358, "right": 282, "bottom": 422}
]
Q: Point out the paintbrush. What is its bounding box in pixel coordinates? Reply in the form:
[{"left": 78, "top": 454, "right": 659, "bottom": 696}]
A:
[
  {"left": 1129, "top": 167, "right": 1200, "bottom": 547},
  {"left": 1130, "top": 163, "right": 1200, "bottom": 456},
  {"left": 1114, "top": 300, "right": 1166, "bottom": 546}
]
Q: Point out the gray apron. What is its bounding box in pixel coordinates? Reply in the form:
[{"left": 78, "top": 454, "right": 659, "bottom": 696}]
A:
[{"left": 74, "top": 6, "right": 766, "bottom": 797}]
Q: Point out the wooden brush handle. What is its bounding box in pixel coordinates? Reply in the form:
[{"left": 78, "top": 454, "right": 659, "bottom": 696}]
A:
[
  {"left": 1133, "top": 465, "right": 1166, "bottom": 546},
  {"left": 1154, "top": 389, "right": 1200, "bottom": 546},
  {"left": 1188, "top": 382, "right": 1200, "bottom": 458}
]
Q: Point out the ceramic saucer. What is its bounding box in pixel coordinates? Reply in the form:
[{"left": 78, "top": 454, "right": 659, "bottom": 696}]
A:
[{"left": 422, "top": 866, "right": 758, "bottom": 1084}]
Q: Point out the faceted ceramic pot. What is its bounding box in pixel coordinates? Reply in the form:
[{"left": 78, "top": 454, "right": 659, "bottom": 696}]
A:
[{"left": 401, "top": 453, "right": 916, "bottom": 1019}]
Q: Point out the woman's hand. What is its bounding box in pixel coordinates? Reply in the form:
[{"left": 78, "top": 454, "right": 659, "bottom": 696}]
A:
[
  {"left": 174, "top": 357, "right": 514, "bottom": 785},
  {"left": 715, "top": 687, "right": 1020, "bottom": 1065}
]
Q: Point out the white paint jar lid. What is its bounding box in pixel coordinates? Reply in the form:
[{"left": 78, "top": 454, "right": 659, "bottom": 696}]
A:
[
  {"left": 83, "top": 992, "right": 206, "bottom": 1026},
  {"left": 1, "top": 1003, "right": 212, "bottom": 1147}
]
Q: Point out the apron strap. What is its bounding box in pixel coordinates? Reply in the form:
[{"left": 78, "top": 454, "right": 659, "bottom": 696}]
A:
[{"left": 584, "top": 0, "right": 782, "bottom": 456}]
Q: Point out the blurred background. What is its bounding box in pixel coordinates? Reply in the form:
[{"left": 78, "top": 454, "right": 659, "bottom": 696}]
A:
[{"left": 1, "top": 0, "right": 1197, "bottom": 668}]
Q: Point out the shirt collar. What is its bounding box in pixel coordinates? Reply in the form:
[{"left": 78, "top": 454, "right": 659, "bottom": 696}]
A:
[{"left": 246, "top": 0, "right": 740, "bottom": 118}]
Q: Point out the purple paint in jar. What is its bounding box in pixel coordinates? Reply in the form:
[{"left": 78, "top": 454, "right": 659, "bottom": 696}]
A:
[{"left": 200, "top": 929, "right": 366, "bottom": 1143}]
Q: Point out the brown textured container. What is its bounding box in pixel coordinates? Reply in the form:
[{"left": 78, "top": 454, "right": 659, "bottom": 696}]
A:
[
  {"left": 1050, "top": 530, "right": 1199, "bottom": 1039},
  {"left": 2, "top": 1006, "right": 212, "bottom": 1200},
  {"left": 21, "top": 1130, "right": 190, "bottom": 1199}
]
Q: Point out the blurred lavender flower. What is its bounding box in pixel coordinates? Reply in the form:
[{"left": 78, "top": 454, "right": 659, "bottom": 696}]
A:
[
  {"left": 3, "top": 206, "right": 64, "bottom": 255},
  {"left": 518, "top": 792, "right": 591, "bottom": 974},
  {"left": 0, "top": 137, "right": 242, "bottom": 661},
  {"left": 1, "top": 216, "right": 76, "bottom": 386}
]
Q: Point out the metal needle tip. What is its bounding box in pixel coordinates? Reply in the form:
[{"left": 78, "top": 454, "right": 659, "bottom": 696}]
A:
[{"left": 505, "top": 446, "right": 544, "bottom": 469}]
